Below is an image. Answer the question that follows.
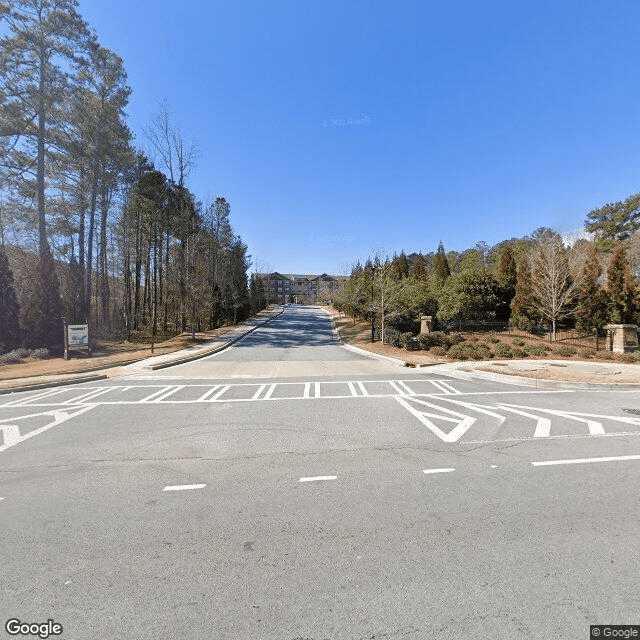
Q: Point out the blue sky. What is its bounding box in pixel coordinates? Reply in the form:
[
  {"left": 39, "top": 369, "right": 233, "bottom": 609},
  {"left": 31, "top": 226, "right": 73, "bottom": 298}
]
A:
[{"left": 80, "top": 0, "right": 640, "bottom": 275}]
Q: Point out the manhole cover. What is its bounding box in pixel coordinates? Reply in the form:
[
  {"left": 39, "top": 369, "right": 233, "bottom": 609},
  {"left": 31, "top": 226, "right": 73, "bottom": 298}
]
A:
[{"left": 622, "top": 408, "right": 640, "bottom": 415}]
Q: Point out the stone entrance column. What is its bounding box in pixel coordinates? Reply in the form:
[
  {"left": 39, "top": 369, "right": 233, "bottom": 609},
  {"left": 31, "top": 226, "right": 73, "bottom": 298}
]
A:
[
  {"left": 420, "top": 316, "right": 433, "bottom": 335},
  {"left": 603, "top": 324, "right": 639, "bottom": 353}
]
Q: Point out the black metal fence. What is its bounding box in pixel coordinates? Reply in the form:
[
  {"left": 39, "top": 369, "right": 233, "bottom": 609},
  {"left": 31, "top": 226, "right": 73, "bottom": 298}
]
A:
[{"left": 440, "top": 320, "right": 608, "bottom": 351}]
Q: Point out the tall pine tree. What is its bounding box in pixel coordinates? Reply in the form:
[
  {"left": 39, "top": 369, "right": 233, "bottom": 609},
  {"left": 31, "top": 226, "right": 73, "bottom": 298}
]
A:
[
  {"left": 0, "top": 247, "right": 21, "bottom": 351},
  {"left": 510, "top": 256, "right": 536, "bottom": 326},
  {"left": 607, "top": 243, "right": 637, "bottom": 324},
  {"left": 575, "top": 244, "right": 608, "bottom": 331}
]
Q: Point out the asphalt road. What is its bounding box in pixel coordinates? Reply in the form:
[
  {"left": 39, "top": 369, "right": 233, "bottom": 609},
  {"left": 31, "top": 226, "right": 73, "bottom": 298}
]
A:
[{"left": 1, "top": 306, "right": 639, "bottom": 640}]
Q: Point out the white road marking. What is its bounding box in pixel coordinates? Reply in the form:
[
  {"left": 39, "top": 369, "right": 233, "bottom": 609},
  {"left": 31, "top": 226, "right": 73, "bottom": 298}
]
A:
[
  {"left": 303, "top": 383, "right": 311, "bottom": 398},
  {"left": 423, "top": 468, "right": 456, "bottom": 474},
  {"left": 263, "top": 383, "right": 277, "bottom": 400},
  {"left": 496, "top": 405, "right": 552, "bottom": 438},
  {"left": 396, "top": 396, "right": 476, "bottom": 442},
  {"left": 0, "top": 425, "right": 21, "bottom": 446},
  {"left": 501, "top": 403, "right": 605, "bottom": 435},
  {"left": 532, "top": 455, "right": 640, "bottom": 467},
  {"left": 315, "top": 382, "right": 321, "bottom": 398},
  {"left": 299, "top": 476, "right": 337, "bottom": 483},
  {"left": 395, "top": 380, "right": 416, "bottom": 396},
  {"left": 357, "top": 381, "right": 369, "bottom": 397},
  {"left": 139, "top": 386, "right": 176, "bottom": 403},
  {"left": 347, "top": 381, "right": 359, "bottom": 397},
  {"left": 208, "top": 385, "right": 230, "bottom": 401},
  {"left": 2, "top": 387, "right": 68, "bottom": 407},
  {"left": 437, "top": 380, "right": 460, "bottom": 394},
  {"left": 197, "top": 385, "right": 220, "bottom": 401},
  {"left": 148, "top": 385, "right": 186, "bottom": 403},
  {"left": 162, "top": 484, "right": 207, "bottom": 491},
  {"left": 389, "top": 381, "right": 405, "bottom": 395},
  {"left": 251, "top": 384, "right": 267, "bottom": 400},
  {"left": 0, "top": 405, "right": 96, "bottom": 454},
  {"left": 62, "top": 387, "right": 117, "bottom": 405}
]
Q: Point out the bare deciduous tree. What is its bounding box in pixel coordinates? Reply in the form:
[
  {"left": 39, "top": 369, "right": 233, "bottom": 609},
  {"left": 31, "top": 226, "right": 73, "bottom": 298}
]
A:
[{"left": 531, "top": 238, "right": 581, "bottom": 338}]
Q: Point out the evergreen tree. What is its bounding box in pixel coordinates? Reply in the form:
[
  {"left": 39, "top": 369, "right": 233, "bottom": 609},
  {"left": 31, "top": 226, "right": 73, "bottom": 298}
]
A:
[
  {"left": 585, "top": 192, "right": 640, "bottom": 250},
  {"left": 410, "top": 253, "right": 427, "bottom": 279},
  {"left": 0, "top": 247, "right": 21, "bottom": 350},
  {"left": 22, "top": 248, "right": 64, "bottom": 352},
  {"left": 0, "top": 0, "right": 93, "bottom": 256},
  {"left": 575, "top": 244, "right": 608, "bottom": 331},
  {"left": 432, "top": 241, "right": 451, "bottom": 283},
  {"left": 607, "top": 243, "right": 637, "bottom": 324},
  {"left": 495, "top": 244, "right": 518, "bottom": 321},
  {"left": 394, "top": 250, "right": 409, "bottom": 279},
  {"left": 510, "top": 256, "right": 536, "bottom": 326}
]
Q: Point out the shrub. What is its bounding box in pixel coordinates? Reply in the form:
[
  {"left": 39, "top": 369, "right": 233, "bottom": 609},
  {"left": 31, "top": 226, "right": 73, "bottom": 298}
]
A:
[
  {"left": 485, "top": 335, "right": 500, "bottom": 343},
  {"left": 524, "top": 344, "right": 549, "bottom": 356},
  {"left": 579, "top": 349, "right": 596, "bottom": 359},
  {"left": 619, "top": 352, "right": 640, "bottom": 363},
  {"left": 0, "top": 350, "right": 24, "bottom": 364},
  {"left": 398, "top": 332, "right": 414, "bottom": 348},
  {"left": 510, "top": 348, "right": 528, "bottom": 358},
  {"left": 447, "top": 344, "right": 470, "bottom": 360},
  {"left": 421, "top": 331, "right": 447, "bottom": 349},
  {"left": 512, "top": 338, "right": 525, "bottom": 346},
  {"left": 30, "top": 348, "right": 50, "bottom": 360},
  {"left": 430, "top": 346, "right": 447, "bottom": 357},
  {"left": 493, "top": 343, "right": 513, "bottom": 358},
  {"left": 556, "top": 345, "right": 577, "bottom": 357},
  {"left": 417, "top": 334, "right": 431, "bottom": 350},
  {"left": 15, "top": 348, "right": 30, "bottom": 359},
  {"left": 448, "top": 333, "right": 465, "bottom": 346},
  {"left": 597, "top": 350, "right": 614, "bottom": 360},
  {"left": 474, "top": 342, "right": 491, "bottom": 354},
  {"left": 405, "top": 337, "right": 419, "bottom": 351}
]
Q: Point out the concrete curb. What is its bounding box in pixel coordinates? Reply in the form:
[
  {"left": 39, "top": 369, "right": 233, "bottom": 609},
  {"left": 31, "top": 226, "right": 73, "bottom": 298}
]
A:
[
  {"left": 0, "top": 374, "right": 108, "bottom": 395},
  {"left": 323, "top": 310, "right": 408, "bottom": 367},
  {"left": 0, "top": 307, "right": 286, "bottom": 392},
  {"left": 147, "top": 306, "right": 285, "bottom": 370}
]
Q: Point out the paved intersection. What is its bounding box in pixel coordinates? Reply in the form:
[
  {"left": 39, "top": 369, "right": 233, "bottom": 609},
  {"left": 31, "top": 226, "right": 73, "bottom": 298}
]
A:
[{"left": 1, "top": 306, "right": 639, "bottom": 640}]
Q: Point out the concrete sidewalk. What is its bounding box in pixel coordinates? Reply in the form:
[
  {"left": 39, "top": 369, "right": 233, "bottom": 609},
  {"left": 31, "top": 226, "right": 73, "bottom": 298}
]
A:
[
  {"left": 0, "top": 306, "right": 285, "bottom": 394},
  {"left": 422, "top": 358, "right": 640, "bottom": 389}
]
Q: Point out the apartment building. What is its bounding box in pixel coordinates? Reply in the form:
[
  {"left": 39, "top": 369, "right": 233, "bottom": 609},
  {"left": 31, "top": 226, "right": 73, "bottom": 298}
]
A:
[{"left": 253, "top": 272, "right": 348, "bottom": 305}]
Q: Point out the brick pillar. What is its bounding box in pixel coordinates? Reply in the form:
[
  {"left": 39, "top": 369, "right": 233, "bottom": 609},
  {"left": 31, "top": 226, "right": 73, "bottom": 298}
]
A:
[
  {"left": 420, "top": 316, "right": 433, "bottom": 335},
  {"left": 603, "top": 324, "right": 639, "bottom": 353}
]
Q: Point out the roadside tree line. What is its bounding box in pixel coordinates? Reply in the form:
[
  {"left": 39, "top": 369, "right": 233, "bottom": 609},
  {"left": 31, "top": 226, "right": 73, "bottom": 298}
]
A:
[
  {"left": 0, "top": 1, "right": 260, "bottom": 354},
  {"left": 333, "top": 226, "right": 639, "bottom": 345}
]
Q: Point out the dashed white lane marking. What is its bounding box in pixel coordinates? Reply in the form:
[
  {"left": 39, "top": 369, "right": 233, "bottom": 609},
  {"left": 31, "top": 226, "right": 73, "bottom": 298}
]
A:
[
  {"left": 532, "top": 454, "right": 640, "bottom": 467},
  {"left": 299, "top": 476, "right": 337, "bottom": 483},
  {"left": 423, "top": 468, "right": 456, "bottom": 474},
  {"left": 162, "top": 484, "right": 207, "bottom": 491}
]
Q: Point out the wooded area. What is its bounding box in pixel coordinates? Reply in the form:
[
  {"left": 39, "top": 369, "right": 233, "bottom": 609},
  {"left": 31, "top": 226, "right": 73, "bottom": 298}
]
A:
[{"left": 0, "top": 1, "right": 259, "bottom": 354}]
